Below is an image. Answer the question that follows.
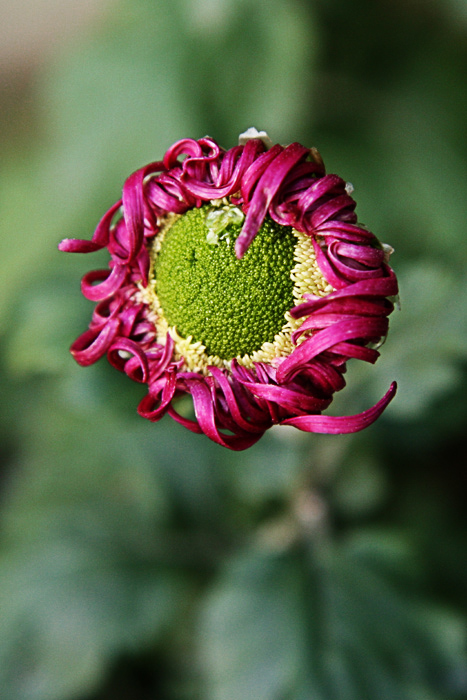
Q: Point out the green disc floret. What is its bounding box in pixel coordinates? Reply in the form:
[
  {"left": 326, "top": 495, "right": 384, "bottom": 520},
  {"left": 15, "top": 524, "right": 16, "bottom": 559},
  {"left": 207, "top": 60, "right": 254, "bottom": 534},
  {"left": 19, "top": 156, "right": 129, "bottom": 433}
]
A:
[{"left": 154, "top": 205, "right": 296, "bottom": 359}]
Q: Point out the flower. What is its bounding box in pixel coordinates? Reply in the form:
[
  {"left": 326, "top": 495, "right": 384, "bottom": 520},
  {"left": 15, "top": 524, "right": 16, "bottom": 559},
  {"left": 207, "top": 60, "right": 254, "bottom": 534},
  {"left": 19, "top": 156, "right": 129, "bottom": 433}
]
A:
[{"left": 59, "top": 129, "right": 398, "bottom": 450}]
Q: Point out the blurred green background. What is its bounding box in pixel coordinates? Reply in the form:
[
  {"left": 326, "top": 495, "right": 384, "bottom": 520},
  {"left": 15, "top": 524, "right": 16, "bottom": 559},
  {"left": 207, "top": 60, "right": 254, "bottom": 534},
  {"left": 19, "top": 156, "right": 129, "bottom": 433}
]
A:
[{"left": 1, "top": 1, "right": 467, "bottom": 698}]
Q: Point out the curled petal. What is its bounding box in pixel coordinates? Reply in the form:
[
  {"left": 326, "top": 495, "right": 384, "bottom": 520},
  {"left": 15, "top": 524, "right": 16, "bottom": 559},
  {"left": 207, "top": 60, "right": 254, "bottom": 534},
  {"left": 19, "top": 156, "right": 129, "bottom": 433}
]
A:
[
  {"left": 240, "top": 145, "right": 284, "bottom": 203},
  {"left": 208, "top": 366, "right": 269, "bottom": 433},
  {"left": 163, "top": 138, "right": 204, "bottom": 169},
  {"left": 58, "top": 239, "right": 105, "bottom": 254},
  {"left": 331, "top": 240, "right": 385, "bottom": 267},
  {"left": 172, "top": 138, "right": 222, "bottom": 187},
  {"left": 58, "top": 200, "right": 122, "bottom": 254},
  {"left": 145, "top": 174, "right": 193, "bottom": 213},
  {"left": 81, "top": 266, "right": 127, "bottom": 301},
  {"left": 184, "top": 377, "right": 263, "bottom": 450},
  {"left": 300, "top": 361, "right": 347, "bottom": 395},
  {"left": 277, "top": 317, "right": 388, "bottom": 382},
  {"left": 326, "top": 240, "right": 384, "bottom": 280},
  {"left": 91, "top": 297, "right": 122, "bottom": 327},
  {"left": 281, "top": 382, "right": 397, "bottom": 434},
  {"left": 328, "top": 342, "right": 380, "bottom": 363},
  {"left": 291, "top": 274, "right": 399, "bottom": 319},
  {"left": 311, "top": 237, "right": 350, "bottom": 289},
  {"left": 167, "top": 405, "right": 204, "bottom": 434},
  {"left": 229, "top": 361, "right": 274, "bottom": 423},
  {"left": 237, "top": 380, "right": 332, "bottom": 414},
  {"left": 316, "top": 220, "right": 375, "bottom": 242},
  {"left": 182, "top": 139, "right": 264, "bottom": 199},
  {"left": 309, "top": 193, "right": 356, "bottom": 229},
  {"left": 121, "top": 168, "right": 146, "bottom": 262},
  {"left": 70, "top": 318, "right": 120, "bottom": 366},
  {"left": 236, "top": 143, "right": 309, "bottom": 258},
  {"left": 297, "top": 175, "right": 352, "bottom": 232},
  {"left": 118, "top": 302, "right": 144, "bottom": 337},
  {"left": 292, "top": 309, "right": 385, "bottom": 342},
  {"left": 138, "top": 371, "right": 177, "bottom": 421},
  {"left": 107, "top": 338, "right": 149, "bottom": 383},
  {"left": 148, "top": 333, "right": 176, "bottom": 382}
]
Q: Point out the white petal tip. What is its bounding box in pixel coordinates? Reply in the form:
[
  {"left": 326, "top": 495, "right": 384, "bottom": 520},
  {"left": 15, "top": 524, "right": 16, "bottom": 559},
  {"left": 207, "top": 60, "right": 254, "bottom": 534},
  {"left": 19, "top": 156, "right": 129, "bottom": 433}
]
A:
[{"left": 238, "top": 127, "right": 273, "bottom": 149}]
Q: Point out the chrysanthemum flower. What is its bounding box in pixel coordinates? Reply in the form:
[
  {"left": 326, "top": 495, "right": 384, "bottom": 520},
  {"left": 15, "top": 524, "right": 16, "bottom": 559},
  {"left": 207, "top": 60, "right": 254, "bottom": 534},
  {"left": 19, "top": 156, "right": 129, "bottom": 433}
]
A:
[{"left": 59, "top": 128, "right": 398, "bottom": 450}]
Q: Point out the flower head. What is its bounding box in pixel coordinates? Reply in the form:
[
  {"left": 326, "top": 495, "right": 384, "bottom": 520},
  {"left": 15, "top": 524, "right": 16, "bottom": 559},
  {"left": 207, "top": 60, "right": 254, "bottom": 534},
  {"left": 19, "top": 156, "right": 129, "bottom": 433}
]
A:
[{"left": 59, "top": 130, "right": 398, "bottom": 450}]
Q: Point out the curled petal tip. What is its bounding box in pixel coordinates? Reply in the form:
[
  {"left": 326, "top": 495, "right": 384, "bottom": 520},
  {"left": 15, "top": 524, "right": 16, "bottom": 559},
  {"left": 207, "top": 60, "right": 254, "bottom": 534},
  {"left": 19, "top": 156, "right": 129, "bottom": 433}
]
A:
[
  {"left": 234, "top": 231, "right": 251, "bottom": 259},
  {"left": 281, "top": 381, "right": 397, "bottom": 435}
]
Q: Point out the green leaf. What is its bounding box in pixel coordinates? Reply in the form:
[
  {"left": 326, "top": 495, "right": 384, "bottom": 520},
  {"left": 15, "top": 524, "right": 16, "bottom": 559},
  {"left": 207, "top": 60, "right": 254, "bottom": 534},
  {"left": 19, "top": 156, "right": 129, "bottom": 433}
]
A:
[
  {"left": 199, "top": 538, "right": 467, "bottom": 700},
  {"left": 199, "top": 548, "right": 310, "bottom": 700},
  {"left": 0, "top": 378, "right": 187, "bottom": 700},
  {"left": 0, "top": 545, "right": 183, "bottom": 700}
]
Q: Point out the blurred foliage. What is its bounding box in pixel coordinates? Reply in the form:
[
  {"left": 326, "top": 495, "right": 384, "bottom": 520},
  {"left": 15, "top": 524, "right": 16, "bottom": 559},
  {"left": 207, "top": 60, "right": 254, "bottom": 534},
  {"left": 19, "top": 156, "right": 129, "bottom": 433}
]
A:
[{"left": 1, "top": 0, "right": 467, "bottom": 698}]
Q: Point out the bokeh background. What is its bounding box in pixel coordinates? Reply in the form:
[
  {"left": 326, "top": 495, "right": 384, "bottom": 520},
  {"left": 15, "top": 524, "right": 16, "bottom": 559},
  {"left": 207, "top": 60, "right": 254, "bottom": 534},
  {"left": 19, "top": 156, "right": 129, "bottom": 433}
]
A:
[{"left": 1, "top": 1, "right": 467, "bottom": 698}]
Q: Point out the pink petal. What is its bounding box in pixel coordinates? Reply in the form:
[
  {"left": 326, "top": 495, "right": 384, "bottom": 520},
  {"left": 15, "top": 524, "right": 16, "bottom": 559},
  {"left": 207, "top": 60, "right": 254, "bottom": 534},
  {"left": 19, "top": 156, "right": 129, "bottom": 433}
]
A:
[
  {"left": 163, "top": 139, "right": 204, "bottom": 169},
  {"left": 70, "top": 318, "right": 120, "bottom": 366},
  {"left": 281, "top": 382, "right": 397, "bottom": 434},
  {"left": 208, "top": 366, "right": 270, "bottom": 433},
  {"left": 185, "top": 377, "right": 264, "bottom": 450},
  {"left": 240, "top": 145, "right": 283, "bottom": 202},
  {"left": 235, "top": 143, "right": 309, "bottom": 258},
  {"left": 121, "top": 168, "right": 146, "bottom": 262},
  {"left": 277, "top": 316, "right": 388, "bottom": 382},
  {"left": 107, "top": 338, "right": 150, "bottom": 383},
  {"left": 291, "top": 274, "right": 399, "bottom": 318},
  {"left": 80, "top": 266, "right": 127, "bottom": 301},
  {"left": 58, "top": 200, "right": 122, "bottom": 254},
  {"left": 237, "top": 381, "right": 332, "bottom": 414},
  {"left": 138, "top": 371, "right": 177, "bottom": 420}
]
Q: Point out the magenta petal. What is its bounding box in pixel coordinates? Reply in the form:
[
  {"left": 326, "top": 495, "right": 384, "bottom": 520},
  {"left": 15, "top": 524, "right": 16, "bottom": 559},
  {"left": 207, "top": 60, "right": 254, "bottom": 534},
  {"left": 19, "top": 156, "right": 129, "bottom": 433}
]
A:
[
  {"left": 70, "top": 318, "right": 120, "bottom": 366},
  {"left": 281, "top": 382, "right": 397, "bottom": 434},
  {"left": 235, "top": 143, "right": 309, "bottom": 258},
  {"left": 81, "top": 266, "right": 127, "bottom": 301},
  {"left": 167, "top": 405, "right": 204, "bottom": 434},
  {"left": 147, "top": 333, "right": 176, "bottom": 382},
  {"left": 327, "top": 241, "right": 383, "bottom": 280},
  {"left": 292, "top": 305, "right": 389, "bottom": 342},
  {"left": 238, "top": 381, "right": 332, "bottom": 413},
  {"left": 277, "top": 316, "right": 388, "bottom": 382},
  {"left": 208, "top": 366, "right": 269, "bottom": 433},
  {"left": 121, "top": 168, "right": 146, "bottom": 262},
  {"left": 310, "top": 193, "right": 355, "bottom": 229},
  {"left": 329, "top": 342, "right": 380, "bottom": 363},
  {"left": 240, "top": 145, "right": 283, "bottom": 203},
  {"left": 311, "top": 237, "right": 349, "bottom": 289},
  {"left": 58, "top": 200, "right": 122, "bottom": 254},
  {"left": 138, "top": 371, "right": 177, "bottom": 420},
  {"left": 107, "top": 338, "right": 149, "bottom": 383},
  {"left": 58, "top": 239, "right": 103, "bottom": 253},
  {"left": 317, "top": 220, "right": 375, "bottom": 242},
  {"left": 297, "top": 174, "right": 344, "bottom": 212},
  {"left": 332, "top": 240, "right": 385, "bottom": 266},
  {"left": 182, "top": 139, "right": 264, "bottom": 200},
  {"left": 163, "top": 139, "right": 204, "bottom": 169},
  {"left": 300, "top": 360, "right": 347, "bottom": 395},
  {"left": 291, "top": 275, "right": 399, "bottom": 319},
  {"left": 145, "top": 176, "right": 190, "bottom": 213},
  {"left": 185, "top": 378, "right": 263, "bottom": 450}
]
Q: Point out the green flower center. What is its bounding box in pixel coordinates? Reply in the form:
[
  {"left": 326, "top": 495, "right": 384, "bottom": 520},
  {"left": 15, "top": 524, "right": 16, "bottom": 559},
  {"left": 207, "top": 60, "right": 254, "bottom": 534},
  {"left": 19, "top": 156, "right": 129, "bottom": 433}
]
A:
[{"left": 154, "top": 205, "right": 296, "bottom": 359}]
